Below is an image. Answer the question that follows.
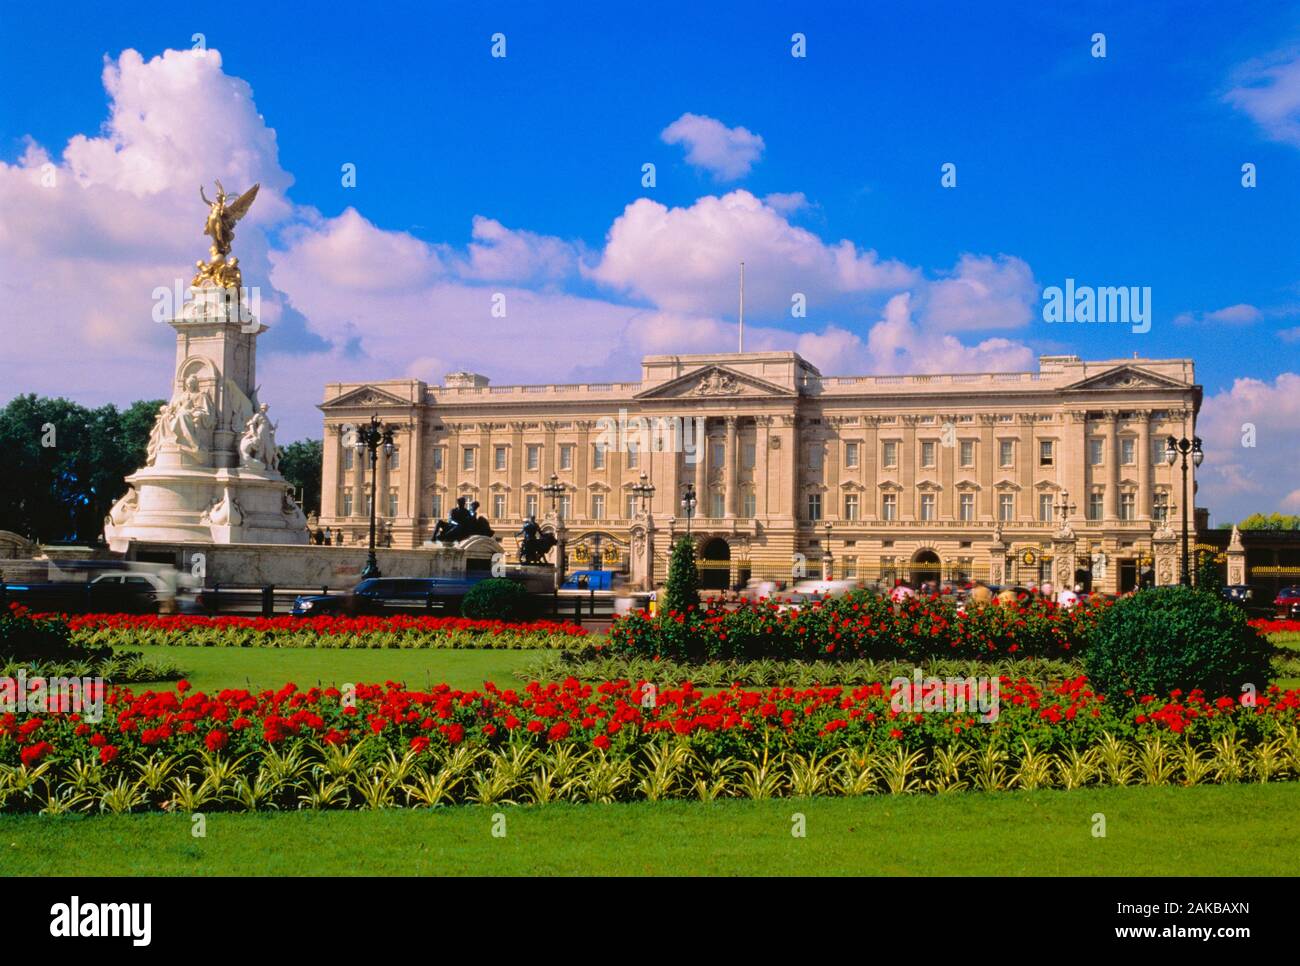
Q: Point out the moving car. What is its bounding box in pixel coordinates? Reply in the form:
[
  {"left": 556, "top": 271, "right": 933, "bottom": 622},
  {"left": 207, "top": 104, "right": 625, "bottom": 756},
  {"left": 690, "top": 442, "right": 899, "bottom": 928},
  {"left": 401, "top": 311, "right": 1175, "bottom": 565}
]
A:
[
  {"left": 1274, "top": 585, "right": 1300, "bottom": 620},
  {"left": 1220, "top": 584, "right": 1274, "bottom": 619},
  {"left": 291, "top": 575, "right": 494, "bottom": 618},
  {"left": 2, "top": 570, "right": 180, "bottom": 614}
]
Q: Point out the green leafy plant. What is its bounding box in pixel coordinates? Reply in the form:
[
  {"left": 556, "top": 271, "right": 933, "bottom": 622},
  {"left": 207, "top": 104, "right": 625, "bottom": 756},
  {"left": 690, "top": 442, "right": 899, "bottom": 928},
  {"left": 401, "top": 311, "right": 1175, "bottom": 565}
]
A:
[
  {"left": 1084, "top": 586, "right": 1273, "bottom": 697},
  {"left": 459, "top": 579, "right": 533, "bottom": 621}
]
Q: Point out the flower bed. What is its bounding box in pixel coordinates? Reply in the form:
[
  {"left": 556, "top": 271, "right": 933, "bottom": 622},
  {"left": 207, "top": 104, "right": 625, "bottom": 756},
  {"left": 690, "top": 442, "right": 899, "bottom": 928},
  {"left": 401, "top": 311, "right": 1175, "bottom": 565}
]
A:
[
  {"left": 60, "top": 613, "right": 589, "bottom": 650},
  {"left": 609, "top": 591, "right": 1107, "bottom": 662},
  {"left": 2, "top": 676, "right": 1297, "bottom": 811}
]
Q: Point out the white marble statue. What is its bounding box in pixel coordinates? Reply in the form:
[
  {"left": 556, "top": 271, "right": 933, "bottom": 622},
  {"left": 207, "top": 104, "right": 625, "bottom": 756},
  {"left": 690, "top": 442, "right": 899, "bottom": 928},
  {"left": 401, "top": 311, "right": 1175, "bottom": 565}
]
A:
[
  {"left": 201, "top": 492, "right": 243, "bottom": 527},
  {"left": 144, "top": 404, "right": 168, "bottom": 466},
  {"left": 161, "top": 375, "right": 216, "bottom": 457},
  {"left": 105, "top": 489, "right": 138, "bottom": 528},
  {"left": 238, "top": 403, "right": 280, "bottom": 471},
  {"left": 281, "top": 488, "right": 307, "bottom": 529}
]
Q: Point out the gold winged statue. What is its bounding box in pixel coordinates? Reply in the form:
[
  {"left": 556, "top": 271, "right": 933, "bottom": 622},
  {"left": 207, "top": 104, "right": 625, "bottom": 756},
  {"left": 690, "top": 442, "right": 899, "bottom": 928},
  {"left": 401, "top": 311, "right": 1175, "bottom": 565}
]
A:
[{"left": 193, "top": 180, "right": 260, "bottom": 289}]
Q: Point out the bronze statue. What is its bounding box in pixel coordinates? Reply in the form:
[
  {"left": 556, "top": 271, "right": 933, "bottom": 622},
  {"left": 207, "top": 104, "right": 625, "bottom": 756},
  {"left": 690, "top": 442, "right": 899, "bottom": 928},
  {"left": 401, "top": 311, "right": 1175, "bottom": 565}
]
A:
[
  {"left": 431, "top": 496, "right": 473, "bottom": 543},
  {"left": 516, "top": 515, "right": 556, "bottom": 564}
]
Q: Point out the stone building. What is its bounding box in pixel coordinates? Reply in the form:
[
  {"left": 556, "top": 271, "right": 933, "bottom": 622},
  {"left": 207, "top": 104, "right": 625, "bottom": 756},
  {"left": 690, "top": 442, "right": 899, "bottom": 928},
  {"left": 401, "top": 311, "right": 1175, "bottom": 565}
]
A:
[{"left": 317, "top": 351, "right": 1201, "bottom": 593}]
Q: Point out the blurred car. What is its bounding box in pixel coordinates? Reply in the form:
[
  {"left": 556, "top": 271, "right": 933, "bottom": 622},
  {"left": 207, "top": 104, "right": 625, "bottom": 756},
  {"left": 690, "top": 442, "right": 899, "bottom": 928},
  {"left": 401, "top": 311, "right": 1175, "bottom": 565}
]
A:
[
  {"left": 1273, "top": 585, "right": 1300, "bottom": 619},
  {"left": 3, "top": 569, "right": 179, "bottom": 614},
  {"left": 1219, "top": 584, "right": 1274, "bottom": 618},
  {"left": 291, "top": 575, "right": 495, "bottom": 618}
]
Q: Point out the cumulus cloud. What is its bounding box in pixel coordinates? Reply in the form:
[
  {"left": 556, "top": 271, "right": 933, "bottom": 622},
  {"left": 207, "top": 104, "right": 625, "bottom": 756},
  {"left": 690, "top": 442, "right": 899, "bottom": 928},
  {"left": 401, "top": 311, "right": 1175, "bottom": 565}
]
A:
[
  {"left": 1197, "top": 372, "right": 1300, "bottom": 522},
  {"left": 454, "top": 216, "right": 581, "bottom": 283},
  {"left": 660, "top": 113, "right": 765, "bottom": 180},
  {"left": 917, "top": 254, "right": 1038, "bottom": 331},
  {"left": 586, "top": 190, "right": 919, "bottom": 317},
  {"left": 1173, "top": 303, "right": 1262, "bottom": 327},
  {"left": 1224, "top": 49, "right": 1300, "bottom": 147}
]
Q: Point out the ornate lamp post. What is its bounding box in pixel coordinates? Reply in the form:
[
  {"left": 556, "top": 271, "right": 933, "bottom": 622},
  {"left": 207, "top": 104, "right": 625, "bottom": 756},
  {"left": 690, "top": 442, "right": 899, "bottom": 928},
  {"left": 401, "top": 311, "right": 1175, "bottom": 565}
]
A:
[
  {"left": 354, "top": 414, "right": 394, "bottom": 580},
  {"left": 680, "top": 482, "right": 697, "bottom": 539},
  {"left": 822, "top": 520, "right": 833, "bottom": 581},
  {"left": 1164, "top": 435, "right": 1204, "bottom": 586},
  {"left": 631, "top": 471, "right": 656, "bottom": 514},
  {"left": 542, "top": 473, "right": 567, "bottom": 592},
  {"left": 631, "top": 471, "right": 657, "bottom": 590},
  {"left": 1053, "top": 489, "right": 1077, "bottom": 530}
]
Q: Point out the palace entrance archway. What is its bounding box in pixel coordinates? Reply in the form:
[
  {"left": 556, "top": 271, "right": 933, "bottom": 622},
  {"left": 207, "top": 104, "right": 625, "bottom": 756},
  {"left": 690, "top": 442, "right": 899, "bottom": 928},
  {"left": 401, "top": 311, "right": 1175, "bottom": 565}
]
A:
[
  {"left": 699, "top": 537, "right": 731, "bottom": 590},
  {"left": 910, "top": 549, "right": 942, "bottom": 589}
]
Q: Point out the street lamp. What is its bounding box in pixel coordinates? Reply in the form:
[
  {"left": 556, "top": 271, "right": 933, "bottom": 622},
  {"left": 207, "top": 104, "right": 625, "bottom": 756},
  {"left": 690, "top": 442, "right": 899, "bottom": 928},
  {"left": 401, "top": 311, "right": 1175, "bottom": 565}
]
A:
[
  {"left": 680, "top": 483, "right": 697, "bottom": 538},
  {"left": 1165, "top": 435, "right": 1204, "bottom": 586},
  {"left": 823, "top": 521, "right": 833, "bottom": 580},
  {"left": 631, "top": 471, "right": 656, "bottom": 515},
  {"left": 542, "top": 473, "right": 565, "bottom": 516},
  {"left": 1053, "top": 489, "right": 1076, "bottom": 529},
  {"left": 354, "top": 414, "right": 395, "bottom": 580}
]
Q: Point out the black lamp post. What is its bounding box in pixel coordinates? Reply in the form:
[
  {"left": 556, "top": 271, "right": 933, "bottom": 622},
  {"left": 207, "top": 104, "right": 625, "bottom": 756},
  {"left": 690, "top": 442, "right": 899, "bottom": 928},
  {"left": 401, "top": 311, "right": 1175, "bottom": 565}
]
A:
[
  {"left": 542, "top": 473, "right": 564, "bottom": 517},
  {"left": 631, "top": 471, "right": 656, "bottom": 515},
  {"left": 680, "top": 482, "right": 697, "bottom": 538},
  {"left": 355, "top": 414, "right": 395, "bottom": 580},
  {"left": 1164, "top": 435, "right": 1204, "bottom": 586}
]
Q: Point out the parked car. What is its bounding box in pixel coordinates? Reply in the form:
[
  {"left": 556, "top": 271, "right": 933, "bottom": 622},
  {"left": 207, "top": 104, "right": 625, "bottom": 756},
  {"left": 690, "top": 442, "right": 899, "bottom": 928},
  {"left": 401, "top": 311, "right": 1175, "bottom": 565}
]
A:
[
  {"left": 291, "top": 575, "right": 495, "bottom": 618},
  {"left": 1274, "top": 585, "right": 1300, "bottom": 619}
]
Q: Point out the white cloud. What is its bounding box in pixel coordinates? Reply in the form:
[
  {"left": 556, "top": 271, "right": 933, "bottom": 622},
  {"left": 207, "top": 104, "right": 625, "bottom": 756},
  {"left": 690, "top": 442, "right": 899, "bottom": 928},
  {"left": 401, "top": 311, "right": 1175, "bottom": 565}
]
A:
[
  {"left": 918, "top": 254, "right": 1038, "bottom": 331},
  {"left": 661, "top": 113, "right": 765, "bottom": 180},
  {"left": 1173, "top": 303, "right": 1262, "bottom": 326},
  {"left": 454, "top": 216, "right": 580, "bottom": 283},
  {"left": 1224, "top": 49, "right": 1300, "bottom": 147},
  {"left": 586, "top": 190, "right": 919, "bottom": 317},
  {"left": 1197, "top": 372, "right": 1300, "bottom": 522}
]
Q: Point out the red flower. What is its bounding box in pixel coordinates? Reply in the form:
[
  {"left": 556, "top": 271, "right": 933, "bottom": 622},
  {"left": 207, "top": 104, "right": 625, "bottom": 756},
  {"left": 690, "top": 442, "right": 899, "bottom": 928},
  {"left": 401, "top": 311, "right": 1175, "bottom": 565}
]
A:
[
  {"left": 99, "top": 745, "right": 119, "bottom": 764},
  {"left": 20, "top": 741, "right": 51, "bottom": 766},
  {"left": 176, "top": 680, "right": 191, "bottom": 694},
  {"left": 409, "top": 735, "right": 431, "bottom": 752},
  {"left": 592, "top": 734, "right": 611, "bottom": 751},
  {"left": 205, "top": 730, "right": 228, "bottom": 752}
]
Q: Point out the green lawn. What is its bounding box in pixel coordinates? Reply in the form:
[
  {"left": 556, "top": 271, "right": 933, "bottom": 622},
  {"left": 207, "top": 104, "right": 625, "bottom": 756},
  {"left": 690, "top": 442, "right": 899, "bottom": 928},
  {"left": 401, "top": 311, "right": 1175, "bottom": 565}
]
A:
[
  {"left": 128, "top": 644, "right": 529, "bottom": 693},
  {"left": 1, "top": 783, "right": 1295, "bottom": 875}
]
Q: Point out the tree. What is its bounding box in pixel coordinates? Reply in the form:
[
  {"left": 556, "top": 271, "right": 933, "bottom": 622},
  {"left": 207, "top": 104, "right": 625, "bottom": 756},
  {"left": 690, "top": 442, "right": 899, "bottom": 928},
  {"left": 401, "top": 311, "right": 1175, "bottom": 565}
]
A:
[
  {"left": 1231, "top": 512, "right": 1300, "bottom": 531},
  {"left": 661, "top": 537, "right": 700, "bottom": 617},
  {"left": 0, "top": 395, "right": 161, "bottom": 543},
  {"left": 279, "top": 439, "right": 323, "bottom": 515}
]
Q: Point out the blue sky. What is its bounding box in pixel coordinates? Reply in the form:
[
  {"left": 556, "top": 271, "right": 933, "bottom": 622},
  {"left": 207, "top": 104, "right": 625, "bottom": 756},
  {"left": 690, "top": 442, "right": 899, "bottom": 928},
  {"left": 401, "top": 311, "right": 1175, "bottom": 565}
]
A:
[{"left": 1, "top": 0, "right": 1298, "bottom": 520}]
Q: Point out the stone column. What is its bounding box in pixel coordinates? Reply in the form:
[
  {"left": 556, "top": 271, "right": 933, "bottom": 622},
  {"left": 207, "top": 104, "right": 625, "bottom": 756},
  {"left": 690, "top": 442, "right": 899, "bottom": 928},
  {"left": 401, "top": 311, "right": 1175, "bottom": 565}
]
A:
[
  {"left": 725, "top": 415, "right": 739, "bottom": 518},
  {"left": 1135, "top": 410, "right": 1151, "bottom": 521},
  {"left": 1103, "top": 410, "right": 1120, "bottom": 522},
  {"left": 350, "top": 430, "right": 365, "bottom": 518},
  {"left": 1051, "top": 533, "right": 1077, "bottom": 593},
  {"left": 979, "top": 415, "right": 996, "bottom": 520},
  {"left": 377, "top": 435, "right": 390, "bottom": 517},
  {"left": 509, "top": 422, "right": 525, "bottom": 519},
  {"left": 321, "top": 423, "right": 340, "bottom": 519},
  {"left": 1153, "top": 531, "right": 1178, "bottom": 586},
  {"left": 863, "top": 415, "right": 879, "bottom": 521},
  {"left": 1018, "top": 414, "right": 1035, "bottom": 521},
  {"left": 755, "top": 415, "right": 771, "bottom": 518},
  {"left": 901, "top": 416, "right": 918, "bottom": 521}
]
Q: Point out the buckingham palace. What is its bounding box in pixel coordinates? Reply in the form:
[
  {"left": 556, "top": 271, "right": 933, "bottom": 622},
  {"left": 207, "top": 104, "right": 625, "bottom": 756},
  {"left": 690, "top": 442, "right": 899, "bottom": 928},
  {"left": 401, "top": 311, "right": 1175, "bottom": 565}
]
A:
[{"left": 316, "top": 350, "right": 1201, "bottom": 594}]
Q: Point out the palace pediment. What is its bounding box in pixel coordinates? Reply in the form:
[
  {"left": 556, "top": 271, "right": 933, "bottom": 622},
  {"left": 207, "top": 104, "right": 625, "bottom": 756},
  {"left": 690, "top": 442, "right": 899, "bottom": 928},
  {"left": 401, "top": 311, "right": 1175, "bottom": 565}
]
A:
[
  {"left": 1064, "top": 365, "right": 1188, "bottom": 392},
  {"left": 320, "top": 385, "right": 412, "bottom": 410},
  {"left": 634, "top": 365, "right": 796, "bottom": 400}
]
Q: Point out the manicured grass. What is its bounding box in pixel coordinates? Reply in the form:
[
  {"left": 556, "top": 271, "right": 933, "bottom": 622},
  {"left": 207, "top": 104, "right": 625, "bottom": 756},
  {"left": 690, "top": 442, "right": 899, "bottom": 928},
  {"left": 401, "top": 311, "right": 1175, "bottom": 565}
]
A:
[
  {"left": 1, "top": 784, "right": 1296, "bottom": 876},
  {"left": 127, "top": 644, "right": 528, "bottom": 693}
]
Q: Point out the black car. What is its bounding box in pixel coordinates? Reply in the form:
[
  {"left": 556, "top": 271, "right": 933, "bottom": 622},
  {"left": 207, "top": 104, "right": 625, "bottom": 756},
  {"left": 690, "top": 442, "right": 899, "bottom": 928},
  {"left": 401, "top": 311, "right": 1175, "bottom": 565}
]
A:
[
  {"left": 291, "top": 575, "right": 494, "bottom": 618},
  {"left": 1220, "top": 584, "right": 1274, "bottom": 619}
]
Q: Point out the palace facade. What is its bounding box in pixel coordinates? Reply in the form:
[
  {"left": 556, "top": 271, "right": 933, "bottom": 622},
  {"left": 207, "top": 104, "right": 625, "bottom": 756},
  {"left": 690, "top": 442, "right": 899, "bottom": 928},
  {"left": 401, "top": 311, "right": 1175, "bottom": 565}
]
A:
[{"left": 317, "top": 351, "right": 1202, "bottom": 594}]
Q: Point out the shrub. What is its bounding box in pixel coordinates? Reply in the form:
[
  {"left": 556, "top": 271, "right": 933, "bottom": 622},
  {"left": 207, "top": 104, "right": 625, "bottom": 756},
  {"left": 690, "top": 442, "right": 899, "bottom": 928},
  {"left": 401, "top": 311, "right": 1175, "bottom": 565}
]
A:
[
  {"left": 461, "top": 578, "right": 532, "bottom": 621},
  {"left": 0, "top": 604, "right": 78, "bottom": 661},
  {"left": 661, "top": 537, "right": 700, "bottom": 618},
  {"left": 1084, "top": 586, "right": 1273, "bottom": 698}
]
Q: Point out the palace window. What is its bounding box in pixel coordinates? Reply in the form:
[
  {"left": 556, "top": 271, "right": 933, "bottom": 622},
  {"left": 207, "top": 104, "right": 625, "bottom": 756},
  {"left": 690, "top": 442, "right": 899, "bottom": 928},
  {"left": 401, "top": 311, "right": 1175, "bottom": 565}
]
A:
[
  {"left": 1087, "top": 491, "right": 1104, "bottom": 521},
  {"left": 433, "top": 448, "right": 444, "bottom": 471},
  {"left": 882, "top": 440, "right": 898, "bottom": 468},
  {"left": 711, "top": 441, "right": 726, "bottom": 469},
  {"left": 626, "top": 441, "right": 639, "bottom": 468},
  {"left": 493, "top": 494, "right": 506, "bottom": 519},
  {"left": 1039, "top": 493, "right": 1054, "bottom": 523},
  {"left": 959, "top": 439, "right": 975, "bottom": 468},
  {"left": 843, "top": 556, "right": 858, "bottom": 578},
  {"left": 494, "top": 446, "right": 507, "bottom": 471},
  {"left": 881, "top": 556, "right": 897, "bottom": 583},
  {"left": 527, "top": 445, "right": 540, "bottom": 470},
  {"left": 807, "top": 493, "right": 822, "bottom": 521},
  {"left": 592, "top": 445, "right": 606, "bottom": 470},
  {"left": 921, "top": 440, "right": 937, "bottom": 468},
  {"left": 431, "top": 494, "right": 442, "bottom": 520},
  {"left": 959, "top": 493, "right": 974, "bottom": 522},
  {"left": 1088, "top": 438, "right": 1104, "bottom": 466},
  {"left": 343, "top": 449, "right": 354, "bottom": 472},
  {"left": 364, "top": 492, "right": 373, "bottom": 516},
  {"left": 881, "top": 493, "right": 897, "bottom": 521},
  {"left": 1121, "top": 438, "right": 1136, "bottom": 465},
  {"left": 559, "top": 445, "right": 574, "bottom": 470},
  {"left": 920, "top": 493, "right": 935, "bottom": 521},
  {"left": 844, "top": 442, "right": 859, "bottom": 468},
  {"left": 591, "top": 494, "right": 605, "bottom": 520},
  {"left": 844, "top": 493, "right": 859, "bottom": 520},
  {"left": 711, "top": 491, "right": 726, "bottom": 518},
  {"left": 998, "top": 493, "right": 1014, "bottom": 522},
  {"left": 1154, "top": 492, "right": 1169, "bottom": 522},
  {"left": 1039, "top": 440, "right": 1055, "bottom": 467},
  {"left": 389, "top": 449, "right": 400, "bottom": 471},
  {"left": 741, "top": 490, "right": 755, "bottom": 517},
  {"left": 1151, "top": 437, "right": 1166, "bottom": 467},
  {"left": 807, "top": 443, "right": 823, "bottom": 470},
  {"left": 1120, "top": 491, "right": 1135, "bottom": 521},
  {"left": 343, "top": 489, "right": 353, "bottom": 516},
  {"left": 463, "top": 447, "right": 475, "bottom": 471},
  {"left": 743, "top": 441, "right": 756, "bottom": 469},
  {"left": 525, "top": 494, "right": 538, "bottom": 518},
  {"left": 386, "top": 490, "right": 399, "bottom": 517},
  {"left": 999, "top": 439, "right": 1014, "bottom": 467},
  {"left": 558, "top": 494, "right": 571, "bottom": 520}
]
